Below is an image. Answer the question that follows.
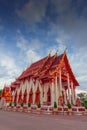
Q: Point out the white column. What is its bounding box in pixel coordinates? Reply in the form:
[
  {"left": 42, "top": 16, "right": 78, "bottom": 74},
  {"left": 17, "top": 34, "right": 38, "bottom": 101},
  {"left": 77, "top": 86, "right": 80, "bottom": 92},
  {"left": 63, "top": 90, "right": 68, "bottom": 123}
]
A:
[
  {"left": 33, "top": 92, "right": 35, "bottom": 104},
  {"left": 42, "top": 84, "right": 44, "bottom": 104},
  {"left": 12, "top": 91, "right": 15, "bottom": 103},
  {"left": 26, "top": 93, "right": 29, "bottom": 104},
  {"left": 59, "top": 69, "right": 62, "bottom": 96},
  {"left": 12, "top": 95, "right": 14, "bottom": 103},
  {"left": 40, "top": 92, "right": 43, "bottom": 104},
  {"left": 51, "top": 79, "right": 54, "bottom": 106},
  {"left": 39, "top": 83, "right": 43, "bottom": 105},
  {"left": 44, "top": 84, "right": 48, "bottom": 102},
  {"left": 17, "top": 94, "right": 19, "bottom": 104},
  {"left": 73, "top": 88, "right": 76, "bottom": 105},
  {"left": 55, "top": 74, "right": 58, "bottom": 106},
  {"left": 67, "top": 73, "right": 71, "bottom": 103},
  {"left": 71, "top": 82, "right": 74, "bottom": 105},
  {"left": 22, "top": 92, "right": 24, "bottom": 103},
  {"left": 15, "top": 90, "right": 18, "bottom": 103},
  {"left": 64, "top": 89, "right": 67, "bottom": 105}
]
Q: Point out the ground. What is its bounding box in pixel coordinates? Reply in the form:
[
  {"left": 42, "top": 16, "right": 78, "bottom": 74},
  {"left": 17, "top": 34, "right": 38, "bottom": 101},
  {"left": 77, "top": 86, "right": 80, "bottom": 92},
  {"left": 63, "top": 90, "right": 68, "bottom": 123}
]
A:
[{"left": 0, "top": 110, "right": 87, "bottom": 130}]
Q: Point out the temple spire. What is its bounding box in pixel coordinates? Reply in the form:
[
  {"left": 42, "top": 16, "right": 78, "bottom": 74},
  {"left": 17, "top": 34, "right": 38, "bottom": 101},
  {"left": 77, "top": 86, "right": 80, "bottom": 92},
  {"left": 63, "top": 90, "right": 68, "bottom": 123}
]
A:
[
  {"left": 48, "top": 49, "right": 52, "bottom": 57},
  {"left": 54, "top": 50, "right": 58, "bottom": 57},
  {"left": 64, "top": 47, "right": 67, "bottom": 54}
]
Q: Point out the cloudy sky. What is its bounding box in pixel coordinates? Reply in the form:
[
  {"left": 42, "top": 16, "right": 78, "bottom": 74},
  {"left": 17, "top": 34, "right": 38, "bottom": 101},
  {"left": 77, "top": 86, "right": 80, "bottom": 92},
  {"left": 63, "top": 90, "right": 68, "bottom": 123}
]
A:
[{"left": 0, "top": 0, "right": 87, "bottom": 92}]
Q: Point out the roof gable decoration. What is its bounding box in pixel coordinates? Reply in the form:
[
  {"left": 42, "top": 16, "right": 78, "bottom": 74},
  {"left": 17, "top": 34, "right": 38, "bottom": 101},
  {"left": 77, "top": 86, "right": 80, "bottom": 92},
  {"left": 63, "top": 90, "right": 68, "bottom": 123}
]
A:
[
  {"left": 49, "top": 51, "right": 65, "bottom": 75},
  {"left": 49, "top": 50, "right": 79, "bottom": 86},
  {"left": 39, "top": 52, "right": 58, "bottom": 76}
]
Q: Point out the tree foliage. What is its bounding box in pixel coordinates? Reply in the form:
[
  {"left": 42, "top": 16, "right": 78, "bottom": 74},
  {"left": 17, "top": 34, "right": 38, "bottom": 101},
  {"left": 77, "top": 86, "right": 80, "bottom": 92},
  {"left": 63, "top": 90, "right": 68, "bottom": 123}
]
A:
[
  {"left": 77, "top": 92, "right": 87, "bottom": 105},
  {"left": 67, "top": 101, "right": 72, "bottom": 109},
  {"left": 84, "top": 100, "right": 87, "bottom": 109},
  {"left": 38, "top": 102, "right": 41, "bottom": 108},
  {"left": 0, "top": 89, "right": 2, "bottom": 95}
]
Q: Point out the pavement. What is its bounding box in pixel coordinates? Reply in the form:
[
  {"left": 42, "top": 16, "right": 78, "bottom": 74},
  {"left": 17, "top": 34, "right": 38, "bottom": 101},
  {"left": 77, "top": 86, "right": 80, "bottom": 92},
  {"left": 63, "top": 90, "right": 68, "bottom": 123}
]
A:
[{"left": 0, "top": 110, "right": 87, "bottom": 130}]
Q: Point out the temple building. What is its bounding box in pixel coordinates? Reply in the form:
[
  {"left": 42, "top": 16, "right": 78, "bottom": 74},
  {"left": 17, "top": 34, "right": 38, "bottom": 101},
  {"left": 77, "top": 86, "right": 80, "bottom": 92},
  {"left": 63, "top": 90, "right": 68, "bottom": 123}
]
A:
[
  {"left": 11, "top": 50, "right": 79, "bottom": 107},
  {"left": 1, "top": 85, "right": 12, "bottom": 104}
]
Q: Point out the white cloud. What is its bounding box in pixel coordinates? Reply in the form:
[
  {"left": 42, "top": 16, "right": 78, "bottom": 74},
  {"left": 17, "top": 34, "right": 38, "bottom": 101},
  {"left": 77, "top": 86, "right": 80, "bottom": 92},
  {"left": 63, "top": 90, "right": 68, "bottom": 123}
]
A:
[
  {"left": 76, "top": 88, "right": 87, "bottom": 94},
  {"left": 30, "top": 39, "right": 43, "bottom": 50},
  {"left": 16, "top": 0, "right": 48, "bottom": 24},
  {"left": 56, "top": 31, "right": 70, "bottom": 45},
  {"left": 26, "top": 49, "right": 40, "bottom": 63},
  {"left": 16, "top": 35, "right": 42, "bottom": 64},
  {"left": 16, "top": 36, "right": 29, "bottom": 51},
  {"left": 0, "top": 77, "right": 15, "bottom": 89},
  {"left": 16, "top": 35, "right": 43, "bottom": 51},
  {"left": 67, "top": 50, "right": 87, "bottom": 91},
  {"left": 0, "top": 47, "right": 21, "bottom": 89}
]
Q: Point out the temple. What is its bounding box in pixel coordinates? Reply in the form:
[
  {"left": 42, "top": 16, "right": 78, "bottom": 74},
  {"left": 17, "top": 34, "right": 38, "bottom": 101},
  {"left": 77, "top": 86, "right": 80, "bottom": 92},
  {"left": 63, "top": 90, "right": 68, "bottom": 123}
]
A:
[
  {"left": 1, "top": 85, "right": 11, "bottom": 104},
  {"left": 11, "top": 50, "right": 79, "bottom": 107}
]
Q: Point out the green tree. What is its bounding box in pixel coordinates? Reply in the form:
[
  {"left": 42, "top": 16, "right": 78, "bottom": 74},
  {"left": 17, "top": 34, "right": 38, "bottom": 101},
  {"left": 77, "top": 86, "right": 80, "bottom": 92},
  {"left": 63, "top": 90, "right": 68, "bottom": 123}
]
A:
[
  {"left": 84, "top": 100, "right": 87, "bottom": 109},
  {"left": 77, "top": 92, "right": 87, "bottom": 105},
  {"left": 0, "top": 89, "right": 2, "bottom": 95}
]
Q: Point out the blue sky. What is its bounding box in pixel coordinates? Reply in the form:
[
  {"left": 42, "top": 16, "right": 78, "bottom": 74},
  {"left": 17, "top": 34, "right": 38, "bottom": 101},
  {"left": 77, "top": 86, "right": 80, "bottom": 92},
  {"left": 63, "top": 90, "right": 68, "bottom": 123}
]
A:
[{"left": 0, "top": 0, "right": 87, "bottom": 93}]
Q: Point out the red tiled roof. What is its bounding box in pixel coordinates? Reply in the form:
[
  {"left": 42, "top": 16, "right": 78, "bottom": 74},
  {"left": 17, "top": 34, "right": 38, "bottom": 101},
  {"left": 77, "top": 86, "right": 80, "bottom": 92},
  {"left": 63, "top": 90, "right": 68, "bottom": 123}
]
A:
[
  {"left": 16, "top": 52, "right": 79, "bottom": 86},
  {"left": 19, "top": 54, "right": 61, "bottom": 81},
  {"left": 17, "top": 56, "right": 48, "bottom": 79}
]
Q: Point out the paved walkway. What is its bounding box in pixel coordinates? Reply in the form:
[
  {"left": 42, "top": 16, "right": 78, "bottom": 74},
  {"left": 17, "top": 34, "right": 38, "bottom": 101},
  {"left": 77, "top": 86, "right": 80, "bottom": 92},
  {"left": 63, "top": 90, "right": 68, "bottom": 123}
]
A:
[{"left": 0, "top": 110, "right": 87, "bottom": 130}]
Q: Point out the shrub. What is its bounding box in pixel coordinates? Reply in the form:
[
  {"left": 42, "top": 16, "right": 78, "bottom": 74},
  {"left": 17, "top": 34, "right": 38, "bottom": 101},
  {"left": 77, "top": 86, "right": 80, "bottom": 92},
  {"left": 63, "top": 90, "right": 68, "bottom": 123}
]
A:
[
  {"left": 21, "top": 102, "right": 24, "bottom": 107},
  {"left": 67, "top": 101, "right": 72, "bottom": 109},
  {"left": 9, "top": 102, "right": 12, "bottom": 106},
  {"left": 84, "top": 100, "right": 87, "bottom": 109},
  {"left": 38, "top": 102, "right": 41, "bottom": 108},
  {"left": 14, "top": 102, "right": 16, "bottom": 106},
  {"left": 28, "top": 103, "right": 31, "bottom": 107},
  {"left": 54, "top": 102, "right": 57, "bottom": 108}
]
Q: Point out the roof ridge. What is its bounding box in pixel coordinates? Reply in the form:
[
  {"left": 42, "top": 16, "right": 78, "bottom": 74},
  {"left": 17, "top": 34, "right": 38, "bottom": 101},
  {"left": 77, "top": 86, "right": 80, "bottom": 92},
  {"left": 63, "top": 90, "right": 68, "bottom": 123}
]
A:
[
  {"left": 39, "top": 54, "right": 58, "bottom": 76},
  {"left": 49, "top": 52, "right": 65, "bottom": 75},
  {"left": 36, "top": 54, "right": 51, "bottom": 75}
]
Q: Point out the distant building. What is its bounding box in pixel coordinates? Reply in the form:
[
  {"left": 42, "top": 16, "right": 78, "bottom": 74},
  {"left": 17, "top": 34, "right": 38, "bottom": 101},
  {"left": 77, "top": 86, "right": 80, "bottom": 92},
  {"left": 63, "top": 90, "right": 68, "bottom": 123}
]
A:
[
  {"left": 1, "top": 85, "right": 11, "bottom": 104},
  {"left": 11, "top": 50, "right": 79, "bottom": 107}
]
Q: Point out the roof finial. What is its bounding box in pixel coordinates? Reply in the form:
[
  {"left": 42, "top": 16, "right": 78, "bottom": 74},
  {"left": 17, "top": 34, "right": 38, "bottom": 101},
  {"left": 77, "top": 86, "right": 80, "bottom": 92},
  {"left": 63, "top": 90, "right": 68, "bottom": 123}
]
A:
[
  {"left": 56, "top": 49, "right": 58, "bottom": 53},
  {"left": 55, "top": 49, "right": 58, "bottom": 57},
  {"left": 48, "top": 49, "right": 52, "bottom": 56},
  {"left": 64, "top": 47, "right": 67, "bottom": 53},
  {"left": 4, "top": 83, "right": 6, "bottom": 87}
]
